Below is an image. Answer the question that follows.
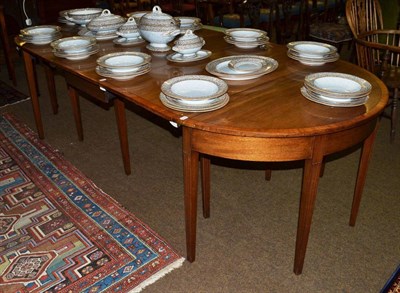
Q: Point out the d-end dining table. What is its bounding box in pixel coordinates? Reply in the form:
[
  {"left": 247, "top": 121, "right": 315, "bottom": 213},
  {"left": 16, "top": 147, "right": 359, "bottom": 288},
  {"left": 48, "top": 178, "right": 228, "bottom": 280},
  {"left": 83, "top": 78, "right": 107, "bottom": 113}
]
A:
[{"left": 17, "top": 26, "right": 388, "bottom": 275}]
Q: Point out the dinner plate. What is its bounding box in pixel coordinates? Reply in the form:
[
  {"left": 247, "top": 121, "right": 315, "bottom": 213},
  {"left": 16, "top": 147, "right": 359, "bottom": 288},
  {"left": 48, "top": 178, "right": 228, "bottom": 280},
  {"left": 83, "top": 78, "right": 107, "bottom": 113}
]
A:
[
  {"left": 159, "top": 92, "right": 229, "bottom": 112},
  {"left": 51, "top": 36, "right": 96, "bottom": 53},
  {"left": 206, "top": 55, "right": 278, "bottom": 80},
  {"left": 287, "top": 41, "right": 337, "bottom": 57},
  {"left": 96, "top": 65, "right": 151, "bottom": 80},
  {"left": 166, "top": 50, "right": 211, "bottom": 63},
  {"left": 300, "top": 87, "right": 368, "bottom": 107},
  {"left": 287, "top": 50, "right": 339, "bottom": 66},
  {"left": 113, "top": 37, "right": 145, "bottom": 46},
  {"left": 97, "top": 52, "right": 151, "bottom": 71},
  {"left": 304, "top": 72, "right": 372, "bottom": 97},
  {"left": 53, "top": 45, "right": 100, "bottom": 60},
  {"left": 161, "top": 75, "right": 228, "bottom": 101},
  {"left": 225, "top": 28, "right": 267, "bottom": 42},
  {"left": 223, "top": 36, "right": 269, "bottom": 49}
]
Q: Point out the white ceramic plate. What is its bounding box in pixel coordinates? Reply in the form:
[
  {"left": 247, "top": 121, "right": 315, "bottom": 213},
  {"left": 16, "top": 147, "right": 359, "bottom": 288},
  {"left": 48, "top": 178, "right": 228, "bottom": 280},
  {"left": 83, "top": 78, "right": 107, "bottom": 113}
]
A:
[
  {"left": 225, "top": 28, "right": 267, "bottom": 42},
  {"left": 160, "top": 92, "right": 229, "bottom": 112},
  {"left": 304, "top": 72, "right": 372, "bottom": 97},
  {"left": 51, "top": 36, "right": 96, "bottom": 53},
  {"left": 287, "top": 41, "right": 337, "bottom": 57},
  {"left": 300, "top": 87, "right": 368, "bottom": 107},
  {"left": 161, "top": 75, "right": 228, "bottom": 101},
  {"left": 206, "top": 55, "right": 278, "bottom": 80},
  {"left": 166, "top": 50, "right": 211, "bottom": 63},
  {"left": 224, "top": 36, "right": 269, "bottom": 49},
  {"left": 97, "top": 52, "right": 151, "bottom": 71}
]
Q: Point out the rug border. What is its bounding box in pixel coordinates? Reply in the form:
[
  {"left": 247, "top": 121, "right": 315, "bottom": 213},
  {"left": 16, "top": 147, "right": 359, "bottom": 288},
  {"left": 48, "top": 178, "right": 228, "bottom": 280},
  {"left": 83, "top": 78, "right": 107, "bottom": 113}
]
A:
[{"left": 381, "top": 264, "right": 400, "bottom": 293}]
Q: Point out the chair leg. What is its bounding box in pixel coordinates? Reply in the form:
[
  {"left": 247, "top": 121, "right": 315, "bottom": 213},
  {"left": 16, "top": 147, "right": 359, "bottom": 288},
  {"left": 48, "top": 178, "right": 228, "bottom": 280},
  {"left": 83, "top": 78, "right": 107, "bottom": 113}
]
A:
[{"left": 390, "top": 87, "right": 398, "bottom": 143}]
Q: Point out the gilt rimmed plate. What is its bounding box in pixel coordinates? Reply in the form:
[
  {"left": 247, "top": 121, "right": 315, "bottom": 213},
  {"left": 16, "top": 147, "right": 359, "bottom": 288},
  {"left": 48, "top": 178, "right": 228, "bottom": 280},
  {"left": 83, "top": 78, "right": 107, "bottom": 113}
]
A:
[
  {"left": 300, "top": 87, "right": 368, "bottom": 107},
  {"left": 287, "top": 50, "right": 339, "bottom": 66},
  {"left": 53, "top": 45, "right": 99, "bottom": 60},
  {"left": 20, "top": 25, "right": 61, "bottom": 36},
  {"left": 304, "top": 72, "right": 372, "bottom": 97},
  {"left": 159, "top": 92, "right": 229, "bottom": 112},
  {"left": 96, "top": 64, "right": 151, "bottom": 80},
  {"left": 97, "top": 52, "right": 151, "bottom": 70},
  {"left": 113, "top": 37, "right": 145, "bottom": 46},
  {"left": 206, "top": 55, "right": 278, "bottom": 80},
  {"left": 225, "top": 28, "right": 267, "bottom": 41},
  {"left": 166, "top": 50, "right": 211, "bottom": 63},
  {"left": 287, "top": 41, "right": 337, "bottom": 57},
  {"left": 161, "top": 75, "right": 228, "bottom": 101},
  {"left": 223, "top": 36, "right": 269, "bottom": 49},
  {"left": 51, "top": 36, "right": 96, "bottom": 53}
]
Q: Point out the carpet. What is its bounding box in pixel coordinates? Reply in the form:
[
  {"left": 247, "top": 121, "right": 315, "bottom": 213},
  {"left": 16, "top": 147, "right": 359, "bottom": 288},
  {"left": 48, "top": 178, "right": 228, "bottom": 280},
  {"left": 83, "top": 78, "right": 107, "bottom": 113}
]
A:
[
  {"left": 382, "top": 264, "right": 400, "bottom": 293},
  {"left": 0, "top": 113, "right": 184, "bottom": 292},
  {"left": 0, "top": 80, "right": 30, "bottom": 108}
]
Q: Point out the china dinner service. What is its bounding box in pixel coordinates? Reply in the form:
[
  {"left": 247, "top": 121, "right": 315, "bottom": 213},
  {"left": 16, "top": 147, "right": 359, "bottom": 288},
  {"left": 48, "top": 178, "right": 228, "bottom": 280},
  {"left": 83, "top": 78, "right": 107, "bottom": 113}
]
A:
[
  {"left": 224, "top": 28, "right": 269, "bottom": 49},
  {"left": 301, "top": 72, "right": 371, "bottom": 107},
  {"left": 159, "top": 75, "right": 229, "bottom": 112},
  {"left": 206, "top": 55, "right": 278, "bottom": 80},
  {"left": 19, "top": 25, "right": 62, "bottom": 45},
  {"left": 287, "top": 41, "right": 340, "bottom": 66},
  {"left": 96, "top": 52, "right": 151, "bottom": 80},
  {"left": 51, "top": 36, "right": 99, "bottom": 60}
]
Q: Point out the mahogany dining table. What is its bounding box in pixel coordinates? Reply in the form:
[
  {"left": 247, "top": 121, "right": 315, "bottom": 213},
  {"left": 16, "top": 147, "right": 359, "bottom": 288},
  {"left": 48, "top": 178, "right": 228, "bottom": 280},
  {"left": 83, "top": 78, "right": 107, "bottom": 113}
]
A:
[{"left": 17, "top": 25, "right": 388, "bottom": 274}]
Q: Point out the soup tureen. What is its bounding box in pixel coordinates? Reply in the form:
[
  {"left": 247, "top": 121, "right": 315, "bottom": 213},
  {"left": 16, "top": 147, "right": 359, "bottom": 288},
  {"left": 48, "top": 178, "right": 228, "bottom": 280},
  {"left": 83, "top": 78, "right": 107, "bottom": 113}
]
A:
[{"left": 138, "top": 6, "right": 180, "bottom": 52}]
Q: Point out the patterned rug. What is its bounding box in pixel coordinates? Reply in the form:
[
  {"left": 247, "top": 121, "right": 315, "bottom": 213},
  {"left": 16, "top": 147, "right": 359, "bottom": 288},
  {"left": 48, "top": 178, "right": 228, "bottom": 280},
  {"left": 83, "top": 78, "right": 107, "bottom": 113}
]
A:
[
  {"left": 0, "top": 80, "right": 30, "bottom": 108},
  {"left": 382, "top": 264, "right": 400, "bottom": 293},
  {"left": 0, "top": 113, "right": 184, "bottom": 292}
]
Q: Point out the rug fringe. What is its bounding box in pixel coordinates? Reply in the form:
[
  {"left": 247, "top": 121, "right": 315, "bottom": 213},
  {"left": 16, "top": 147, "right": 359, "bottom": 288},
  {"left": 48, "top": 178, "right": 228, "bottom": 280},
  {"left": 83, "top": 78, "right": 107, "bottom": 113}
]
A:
[{"left": 129, "top": 257, "right": 185, "bottom": 293}]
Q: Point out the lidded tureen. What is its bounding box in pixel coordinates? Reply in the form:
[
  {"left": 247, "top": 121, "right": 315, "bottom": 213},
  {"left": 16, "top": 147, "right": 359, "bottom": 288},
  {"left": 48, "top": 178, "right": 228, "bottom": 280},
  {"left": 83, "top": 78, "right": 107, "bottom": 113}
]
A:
[
  {"left": 87, "top": 9, "right": 125, "bottom": 33},
  {"left": 138, "top": 6, "right": 180, "bottom": 52},
  {"left": 172, "top": 29, "right": 205, "bottom": 57}
]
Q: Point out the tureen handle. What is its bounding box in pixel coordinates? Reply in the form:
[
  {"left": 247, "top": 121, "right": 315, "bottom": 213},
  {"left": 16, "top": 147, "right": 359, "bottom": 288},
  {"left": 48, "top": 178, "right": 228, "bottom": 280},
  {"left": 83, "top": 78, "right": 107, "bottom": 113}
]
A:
[
  {"left": 101, "top": 9, "right": 111, "bottom": 15},
  {"left": 153, "top": 5, "right": 162, "bottom": 14}
]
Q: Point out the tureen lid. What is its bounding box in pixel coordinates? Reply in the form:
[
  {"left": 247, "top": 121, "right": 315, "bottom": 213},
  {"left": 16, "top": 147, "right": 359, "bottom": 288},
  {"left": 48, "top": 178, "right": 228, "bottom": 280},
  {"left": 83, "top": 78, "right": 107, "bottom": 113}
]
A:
[
  {"left": 142, "top": 6, "right": 173, "bottom": 21},
  {"left": 87, "top": 9, "right": 125, "bottom": 30}
]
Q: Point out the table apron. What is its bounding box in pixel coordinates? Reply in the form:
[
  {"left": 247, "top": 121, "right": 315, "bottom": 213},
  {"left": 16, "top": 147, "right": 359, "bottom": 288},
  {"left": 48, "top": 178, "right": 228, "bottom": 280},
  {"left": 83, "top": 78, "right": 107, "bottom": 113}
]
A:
[
  {"left": 63, "top": 71, "right": 112, "bottom": 103},
  {"left": 188, "top": 119, "right": 378, "bottom": 162}
]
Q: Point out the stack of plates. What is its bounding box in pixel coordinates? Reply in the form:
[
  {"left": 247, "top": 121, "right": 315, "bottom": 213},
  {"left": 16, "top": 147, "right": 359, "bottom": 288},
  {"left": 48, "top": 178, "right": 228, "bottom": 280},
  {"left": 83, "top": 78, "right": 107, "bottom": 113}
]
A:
[
  {"left": 19, "top": 25, "right": 62, "bottom": 45},
  {"left": 206, "top": 55, "right": 278, "bottom": 80},
  {"left": 160, "top": 75, "right": 229, "bottom": 112},
  {"left": 224, "top": 28, "right": 269, "bottom": 49},
  {"left": 51, "top": 36, "right": 99, "bottom": 60},
  {"left": 287, "top": 41, "right": 339, "bottom": 66},
  {"left": 96, "top": 52, "right": 151, "bottom": 80},
  {"left": 301, "top": 72, "right": 371, "bottom": 107}
]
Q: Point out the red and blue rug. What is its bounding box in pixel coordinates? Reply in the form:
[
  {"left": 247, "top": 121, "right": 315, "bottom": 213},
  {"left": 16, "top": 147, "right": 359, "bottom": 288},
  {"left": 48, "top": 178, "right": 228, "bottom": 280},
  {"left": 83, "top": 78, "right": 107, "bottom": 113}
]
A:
[{"left": 0, "top": 113, "right": 184, "bottom": 292}]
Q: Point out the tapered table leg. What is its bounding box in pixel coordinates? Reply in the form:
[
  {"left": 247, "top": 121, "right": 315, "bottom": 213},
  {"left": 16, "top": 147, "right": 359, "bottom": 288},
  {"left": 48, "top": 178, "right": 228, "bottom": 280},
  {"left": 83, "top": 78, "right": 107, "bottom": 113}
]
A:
[
  {"left": 22, "top": 50, "right": 44, "bottom": 139},
  {"left": 114, "top": 98, "right": 131, "bottom": 175},
  {"left": 349, "top": 123, "right": 379, "bottom": 226},
  {"left": 183, "top": 127, "right": 199, "bottom": 262},
  {"left": 294, "top": 137, "right": 324, "bottom": 275},
  {"left": 43, "top": 64, "right": 58, "bottom": 114},
  {"left": 68, "top": 86, "right": 83, "bottom": 141},
  {"left": 201, "top": 156, "right": 211, "bottom": 218}
]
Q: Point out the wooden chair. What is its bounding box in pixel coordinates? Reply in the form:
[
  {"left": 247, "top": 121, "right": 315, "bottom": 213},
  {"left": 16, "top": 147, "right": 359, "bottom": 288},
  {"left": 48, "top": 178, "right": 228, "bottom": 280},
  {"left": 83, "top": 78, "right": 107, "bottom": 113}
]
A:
[
  {"left": 346, "top": 0, "right": 400, "bottom": 143},
  {"left": 0, "top": 5, "right": 16, "bottom": 86},
  {"left": 306, "top": 0, "right": 353, "bottom": 54}
]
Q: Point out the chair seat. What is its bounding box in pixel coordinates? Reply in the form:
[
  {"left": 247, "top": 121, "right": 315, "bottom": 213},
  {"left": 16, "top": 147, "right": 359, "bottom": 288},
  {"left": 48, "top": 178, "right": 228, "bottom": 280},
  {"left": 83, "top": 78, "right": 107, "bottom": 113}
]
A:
[{"left": 309, "top": 22, "right": 353, "bottom": 43}]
